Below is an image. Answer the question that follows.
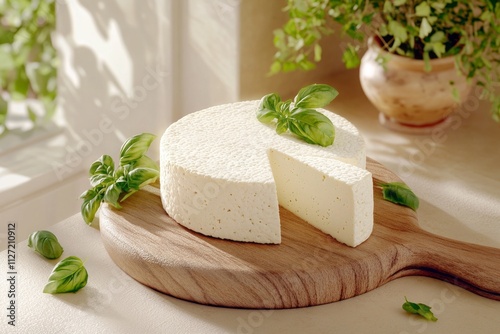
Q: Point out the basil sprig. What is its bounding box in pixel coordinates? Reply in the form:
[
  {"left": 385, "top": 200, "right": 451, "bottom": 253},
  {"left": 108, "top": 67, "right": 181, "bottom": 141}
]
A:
[
  {"left": 402, "top": 297, "right": 437, "bottom": 321},
  {"left": 43, "top": 256, "right": 88, "bottom": 294},
  {"left": 27, "top": 230, "right": 64, "bottom": 259},
  {"left": 257, "top": 84, "right": 339, "bottom": 147},
  {"left": 80, "top": 133, "right": 159, "bottom": 224},
  {"left": 380, "top": 182, "right": 420, "bottom": 211}
]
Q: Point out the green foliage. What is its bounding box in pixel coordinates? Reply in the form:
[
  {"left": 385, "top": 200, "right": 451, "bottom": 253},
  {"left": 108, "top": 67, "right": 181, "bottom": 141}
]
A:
[
  {"left": 43, "top": 256, "right": 88, "bottom": 294},
  {"left": 81, "top": 133, "right": 160, "bottom": 224},
  {"left": 272, "top": 0, "right": 500, "bottom": 121},
  {"left": 402, "top": 297, "right": 438, "bottom": 321},
  {"left": 0, "top": 0, "right": 57, "bottom": 135},
  {"left": 28, "top": 230, "right": 64, "bottom": 259},
  {"left": 257, "top": 83, "right": 338, "bottom": 147},
  {"left": 381, "top": 182, "right": 419, "bottom": 211}
]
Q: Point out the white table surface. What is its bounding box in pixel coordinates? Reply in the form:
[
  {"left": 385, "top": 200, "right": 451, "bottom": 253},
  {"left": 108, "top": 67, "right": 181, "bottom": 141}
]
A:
[{"left": 2, "top": 71, "right": 499, "bottom": 333}]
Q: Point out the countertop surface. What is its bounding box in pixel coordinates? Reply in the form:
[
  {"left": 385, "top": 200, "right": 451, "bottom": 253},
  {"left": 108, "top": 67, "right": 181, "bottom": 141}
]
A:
[{"left": 1, "top": 71, "right": 499, "bottom": 333}]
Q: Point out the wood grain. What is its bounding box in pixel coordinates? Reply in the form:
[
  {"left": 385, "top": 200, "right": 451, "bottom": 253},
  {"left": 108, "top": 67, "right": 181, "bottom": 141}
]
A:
[{"left": 99, "top": 159, "right": 500, "bottom": 309}]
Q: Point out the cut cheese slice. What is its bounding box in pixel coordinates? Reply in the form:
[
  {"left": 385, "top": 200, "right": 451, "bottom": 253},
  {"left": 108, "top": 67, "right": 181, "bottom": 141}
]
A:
[
  {"left": 160, "top": 101, "right": 373, "bottom": 246},
  {"left": 268, "top": 149, "right": 373, "bottom": 247}
]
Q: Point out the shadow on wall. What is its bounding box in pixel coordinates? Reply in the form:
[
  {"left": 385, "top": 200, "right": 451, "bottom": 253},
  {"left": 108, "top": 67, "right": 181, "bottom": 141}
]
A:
[{"left": 55, "top": 0, "right": 171, "bottom": 177}]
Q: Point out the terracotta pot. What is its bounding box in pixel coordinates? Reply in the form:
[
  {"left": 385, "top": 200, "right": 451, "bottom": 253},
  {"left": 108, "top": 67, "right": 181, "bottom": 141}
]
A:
[{"left": 359, "top": 37, "right": 472, "bottom": 131}]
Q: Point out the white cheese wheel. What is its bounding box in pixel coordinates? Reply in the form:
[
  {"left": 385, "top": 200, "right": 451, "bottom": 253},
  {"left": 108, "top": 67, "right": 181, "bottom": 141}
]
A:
[{"left": 160, "top": 101, "right": 373, "bottom": 246}]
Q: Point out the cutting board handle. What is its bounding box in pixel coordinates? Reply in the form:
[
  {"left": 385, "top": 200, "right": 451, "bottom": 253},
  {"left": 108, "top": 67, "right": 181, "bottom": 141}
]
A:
[{"left": 408, "top": 229, "right": 500, "bottom": 300}]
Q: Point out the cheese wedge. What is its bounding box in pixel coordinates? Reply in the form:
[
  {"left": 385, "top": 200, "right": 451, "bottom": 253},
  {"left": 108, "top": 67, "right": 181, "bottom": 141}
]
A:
[{"left": 160, "top": 101, "right": 373, "bottom": 246}]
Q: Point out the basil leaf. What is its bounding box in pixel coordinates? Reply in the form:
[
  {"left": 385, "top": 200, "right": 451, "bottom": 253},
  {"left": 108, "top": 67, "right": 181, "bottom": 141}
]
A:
[
  {"left": 81, "top": 133, "right": 159, "bottom": 224},
  {"left": 278, "top": 100, "right": 292, "bottom": 114},
  {"left": 133, "top": 155, "right": 159, "bottom": 170},
  {"left": 80, "top": 188, "right": 98, "bottom": 202},
  {"left": 276, "top": 117, "right": 289, "bottom": 134},
  {"left": 255, "top": 84, "right": 339, "bottom": 147},
  {"left": 89, "top": 174, "right": 114, "bottom": 187},
  {"left": 381, "top": 182, "right": 419, "bottom": 210},
  {"left": 126, "top": 167, "right": 159, "bottom": 190},
  {"left": 257, "top": 93, "right": 281, "bottom": 123},
  {"left": 43, "top": 256, "right": 88, "bottom": 294},
  {"left": 294, "top": 84, "right": 339, "bottom": 109},
  {"left": 115, "top": 175, "right": 129, "bottom": 192},
  {"left": 104, "top": 184, "right": 122, "bottom": 209},
  {"left": 81, "top": 192, "right": 103, "bottom": 225},
  {"left": 89, "top": 155, "right": 114, "bottom": 175},
  {"left": 288, "top": 109, "right": 335, "bottom": 146},
  {"left": 119, "top": 133, "right": 156, "bottom": 165},
  {"left": 27, "top": 230, "right": 64, "bottom": 259},
  {"left": 402, "top": 297, "right": 437, "bottom": 321}
]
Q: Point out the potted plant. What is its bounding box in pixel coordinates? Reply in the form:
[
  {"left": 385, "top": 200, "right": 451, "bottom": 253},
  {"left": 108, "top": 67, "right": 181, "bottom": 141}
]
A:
[
  {"left": 271, "top": 0, "right": 500, "bottom": 131},
  {"left": 0, "top": 0, "right": 57, "bottom": 136}
]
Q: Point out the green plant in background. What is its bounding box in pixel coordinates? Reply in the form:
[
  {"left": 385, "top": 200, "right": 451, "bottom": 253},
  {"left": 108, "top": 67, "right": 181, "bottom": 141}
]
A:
[
  {"left": 271, "top": 0, "right": 500, "bottom": 121},
  {"left": 0, "top": 0, "right": 57, "bottom": 135}
]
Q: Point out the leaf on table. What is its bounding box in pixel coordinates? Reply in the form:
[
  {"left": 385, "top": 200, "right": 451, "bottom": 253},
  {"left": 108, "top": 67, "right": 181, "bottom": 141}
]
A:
[
  {"left": 43, "top": 256, "right": 88, "bottom": 294},
  {"left": 28, "top": 230, "right": 64, "bottom": 259},
  {"left": 402, "top": 297, "right": 437, "bottom": 321}
]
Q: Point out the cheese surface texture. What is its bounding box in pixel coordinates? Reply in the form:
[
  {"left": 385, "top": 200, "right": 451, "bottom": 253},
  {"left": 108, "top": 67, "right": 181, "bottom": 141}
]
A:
[{"left": 160, "top": 101, "right": 373, "bottom": 246}]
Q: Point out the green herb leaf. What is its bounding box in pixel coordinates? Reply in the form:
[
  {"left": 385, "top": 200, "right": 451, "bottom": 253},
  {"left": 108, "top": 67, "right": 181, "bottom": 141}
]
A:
[
  {"left": 89, "top": 174, "right": 114, "bottom": 187},
  {"left": 289, "top": 109, "right": 335, "bottom": 147},
  {"left": 381, "top": 182, "right": 419, "bottom": 210},
  {"left": 80, "top": 192, "right": 103, "bottom": 225},
  {"left": 256, "top": 84, "right": 337, "bottom": 146},
  {"left": 388, "top": 20, "right": 408, "bottom": 43},
  {"left": 89, "top": 155, "right": 115, "bottom": 175},
  {"left": 133, "top": 155, "right": 160, "bottom": 170},
  {"left": 126, "top": 167, "right": 159, "bottom": 190},
  {"left": 119, "top": 133, "right": 156, "bottom": 165},
  {"left": 81, "top": 133, "right": 159, "bottom": 224},
  {"left": 43, "top": 256, "right": 88, "bottom": 294},
  {"left": 294, "top": 84, "right": 339, "bottom": 109},
  {"left": 342, "top": 45, "right": 361, "bottom": 69},
  {"left": 403, "top": 297, "right": 437, "bottom": 321},
  {"left": 419, "top": 17, "right": 432, "bottom": 39},
  {"left": 257, "top": 93, "right": 281, "bottom": 123},
  {"left": 27, "top": 230, "right": 64, "bottom": 259},
  {"left": 415, "top": 2, "right": 431, "bottom": 17},
  {"left": 103, "top": 184, "right": 122, "bottom": 209},
  {"left": 276, "top": 118, "right": 289, "bottom": 135}
]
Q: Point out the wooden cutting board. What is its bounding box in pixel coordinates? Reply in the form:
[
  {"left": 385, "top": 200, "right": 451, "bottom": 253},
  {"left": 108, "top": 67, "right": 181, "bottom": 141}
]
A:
[{"left": 99, "top": 158, "right": 500, "bottom": 309}]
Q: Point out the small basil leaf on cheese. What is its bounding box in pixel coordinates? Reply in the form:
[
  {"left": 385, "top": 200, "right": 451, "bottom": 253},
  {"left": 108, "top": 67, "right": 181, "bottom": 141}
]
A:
[
  {"left": 402, "top": 297, "right": 437, "bottom": 321},
  {"left": 381, "top": 182, "right": 419, "bottom": 210},
  {"left": 276, "top": 117, "right": 289, "bottom": 134},
  {"left": 28, "top": 230, "right": 64, "bottom": 259},
  {"left": 294, "top": 83, "right": 339, "bottom": 109},
  {"left": 278, "top": 99, "right": 292, "bottom": 114},
  {"left": 289, "top": 109, "right": 335, "bottom": 147},
  {"left": 119, "top": 133, "right": 156, "bottom": 165},
  {"left": 257, "top": 93, "right": 281, "bottom": 123},
  {"left": 43, "top": 256, "right": 88, "bottom": 294},
  {"left": 256, "top": 84, "right": 338, "bottom": 147}
]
